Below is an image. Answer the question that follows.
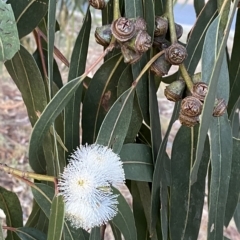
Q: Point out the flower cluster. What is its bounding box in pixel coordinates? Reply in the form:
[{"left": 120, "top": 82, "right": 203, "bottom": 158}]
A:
[{"left": 58, "top": 144, "right": 125, "bottom": 230}]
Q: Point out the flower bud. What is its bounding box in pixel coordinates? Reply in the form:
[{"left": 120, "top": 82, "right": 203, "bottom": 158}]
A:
[
  {"left": 134, "top": 17, "right": 147, "bottom": 31},
  {"left": 150, "top": 54, "right": 171, "bottom": 76},
  {"left": 89, "top": 0, "right": 109, "bottom": 9},
  {"left": 192, "top": 72, "right": 202, "bottom": 84},
  {"left": 192, "top": 82, "right": 208, "bottom": 102},
  {"left": 175, "top": 23, "right": 183, "bottom": 39},
  {"left": 111, "top": 17, "right": 136, "bottom": 42},
  {"left": 135, "top": 30, "right": 151, "bottom": 53},
  {"left": 153, "top": 36, "right": 171, "bottom": 49},
  {"left": 181, "top": 96, "right": 203, "bottom": 117},
  {"left": 179, "top": 112, "right": 199, "bottom": 127},
  {"left": 165, "top": 43, "right": 187, "bottom": 65},
  {"left": 121, "top": 45, "right": 142, "bottom": 64},
  {"left": 213, "top": 98, "right": 227, "bottom": 117},
  {"left": 154, "top": 16, "right": 168, "bottom": 36},
  {"left": 164, "top": 79, "right": 185, "bottom": 102},
  {"left": 95, "top": 24, "right": 112, "bottom": 46}
]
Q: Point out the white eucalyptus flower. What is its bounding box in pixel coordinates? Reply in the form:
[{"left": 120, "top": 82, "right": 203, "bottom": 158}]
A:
[{"left": 58, "top": 144, "right": 125, "bottom": 230}]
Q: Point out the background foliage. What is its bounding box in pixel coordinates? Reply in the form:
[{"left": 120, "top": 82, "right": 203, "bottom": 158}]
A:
[{"left": 1, "top": 0, "right": 240, "bottom": 239}]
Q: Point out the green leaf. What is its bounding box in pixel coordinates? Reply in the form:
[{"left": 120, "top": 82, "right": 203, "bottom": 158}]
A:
[
  {"left": 124, "top": 0, "right": 143, "bottom": 18},
  {"left": 144, "top": 0, "right": 155, "bottom": 40},
  {"left": 149, "top": 72, "right": 161, "bottom": 163},
  {"left": 119, "top": 143, "right": 153, "bottom": 182},
  {"left": 170, "top": 126, "right": 209, "bottom": 240},
  {"left": 47, "top": 0, "right": 56, "bottom": 93},
  {"left": 150, "top": 102, "right": 180, "bottom": 233},
  {"left": 207, "top": 116, "right": 233, "bottom": 239},
  {"left": 32, "top": 183, "right": 88, "bottom": 239},
  {"left": 110, "top": 222, "right": 122, "bottom": 240},
  {"left": 82, "top": 54, "right": 125, "bottom": 144},
  {"left": 33, "top": 49, "right": 63, "bottom": 90},
  {"left": 117, "top": 66, "right": 143, "bottom": 144},
  {"left": 28, "top": 77, "right": 83, "bottom": 166},
  {"left": 191, "top": 0, "right": 237, "bottom": 183},
  {"left": 112, "top": 187, "right": 137, "bottom": 240},
  {"left": 194, "top": 0, "right": 205, "bottom": 16},
  {"left": 64, "top": 220, "right": 89, "bottom": 240},
  {"left": 0, "top": 1, "right": 20, "bottom": 61},
  {"left": 7, "top": 0, "right": 48, "bottom": 39},
  {"left": 4, "top": 45, "right": 48, "bottom": 173},
  {"left": 65, "top": 8, "right": 91, "bottom": 160},
  {"left": 161, "top": 71, "right": 178, "bottom": 84},
  {"left": 36, "top": 211, "right": 48, "bottom": 235},
  {"left": 32, "top": 184, "right": 54, "bottom": 218},
  {"left": 154, "top": 0, "right": 166, "bottom": 16},
  {"left": 131, "top": 182, "right": 151, "bottom": 240},
  {"left": 0, "top": 186, "right": 23, "bottom": 240},
  {"left": 228, "top": 9, "right": 240, "bottom": 115},
  {"left": 15, "top": 227, "right": 47, "bottom": 240},
  {"left": 138, "top": 123, "right": 151, "bottom": 146},
  {"left": 225, "top": 138, "right": 240, "bottom": 227},
  {"left": 134, "top": 56, "right": 150, "bottom": 126},
  {"left": 185, "top": 0, "right": 218, "bottom": 74},
  {"left": 102, "top": 0, "right": 113, "bottom": 25},
  {"left": 47, "top": 196, "right": 65, "bottom": 240},
  {"left": 25, "top": 200, "right": 41, "bottom": 228},
  {"left": 89, "top": 227, "right": 100, "bottom": 240},
  {"left": 117, "top": 65, "right": 133, "bottom": 97},
  {"left": 96, "top": 88, "right": 135, "bottom": 154}
]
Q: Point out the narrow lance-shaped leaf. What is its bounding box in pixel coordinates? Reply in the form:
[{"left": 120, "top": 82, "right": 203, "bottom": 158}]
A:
[
  {"left": 149, "top": 72, "right": 161, "bottom": 163},
  {"left": 47, "top": 195, "right": 65, "bottom": 240},
  {"left": 119, "top": 143, "right": 153, "bottom": 182},
  {"left": 89, "top": 227, "right": 100, "bottom": 240},
  {"left": 124, "top": 0, "right": 143, "bottom": 18},
  {"left": 111, "top": 187, "right": 137, "bottom": 240},
  {"left": 117, "top": 65, "right": 143, "bottom": 144},
  {"left": 0, "top": 1, "right": 20, "bottom": 61},
  {"left": 15, "top": 227, "right": 47, "bottom": 240},
  {"left": 224, "top": 138, "right": 240, "bottom": 227},
  {"left": 134, "top": 56, "right": 150, "bottom": 126},
  {"left": 28, "top": 77, "right": 83, "bottom": 166},
  {"left": 194, "top": 0, "right": 205, "bottom": 16},
  {"left": 4, "top": 45, "right": 48, "bottom": 173},
  {"left": 170, "top": 126, "right": 210, "bottom": 240},
  {"left": 191, "top": 0, "right": 237, "bottom": 183},
  {"left": 185, "top": 0, "right": 218, "bottom": 74},
  {"left": 131, "top": 181, "right": 151, "bottom": 240},
  {"left": 7, "top": 0, "right": 48, "bottom": 39},
  {"left": 0, "top": 186, "right": 23, "bottom": 240},
  {"left": 125, "top": 1, "right": 150, "bottom": 126},
  {"left": 96, "top": 87, "right": 135, "bottom": 154},
  {"left": 65, "top": 8, "right": 91, "bottom": 160},
  {"left": 110, "top": 222, "right": 122, "bottom": 240},
  {"left": 82, "top": 54, "right": 126, "bottom": 144},
  {"left": 228, "top": 9, "right": 240, "bottom": 115},
  {"left": 150, "top": 102, "right": 180, "bottom": 233},
  {"left": 144, "top": 0, "right": 155, "bottom": 41},
  {"left": 154, "top": 0, "right": 166, "bottom": 16},
  {"left": 32, "top": 183, "right": 88, "bottom": 239},
  {"left": 207, "top": 115, "right": 233, "bottom": 239},
  {"left": 47, "top": 0, "right": 56, "bottom": 98}
]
